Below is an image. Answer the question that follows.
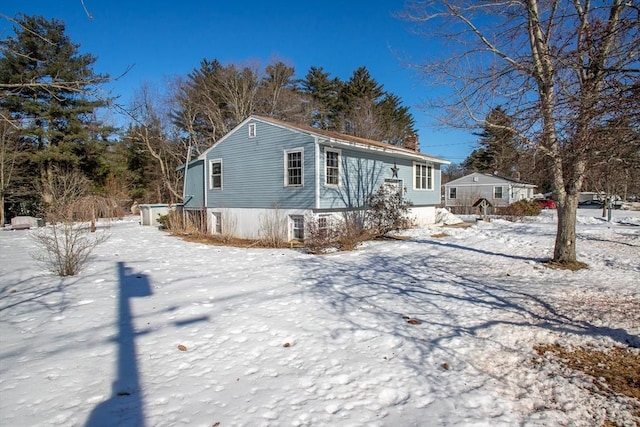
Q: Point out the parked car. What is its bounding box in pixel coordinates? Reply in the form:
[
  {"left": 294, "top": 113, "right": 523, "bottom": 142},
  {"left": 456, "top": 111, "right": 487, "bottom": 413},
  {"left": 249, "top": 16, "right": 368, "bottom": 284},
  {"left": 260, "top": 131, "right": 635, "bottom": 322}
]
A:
[{"left": 536, "top": 198, "right": 556, "bottom": 209}]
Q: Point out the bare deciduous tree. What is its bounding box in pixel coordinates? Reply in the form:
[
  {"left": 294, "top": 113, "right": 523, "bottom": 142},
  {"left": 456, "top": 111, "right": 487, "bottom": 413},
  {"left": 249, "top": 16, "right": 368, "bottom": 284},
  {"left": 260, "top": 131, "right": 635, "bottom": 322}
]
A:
[
  {"left": 128, "top": 83, "right": 187, "bottom": 203},
  {"left": 401, "top": 0, "right": 639, "bottom": 265}
]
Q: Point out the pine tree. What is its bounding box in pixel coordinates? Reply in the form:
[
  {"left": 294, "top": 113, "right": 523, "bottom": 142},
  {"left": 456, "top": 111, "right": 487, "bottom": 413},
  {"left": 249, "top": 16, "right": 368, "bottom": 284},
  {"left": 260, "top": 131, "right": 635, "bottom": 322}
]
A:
[
  {"left": 299, "top": 66, "right": 341, "bottom": 130},
  {"left": 463, "top": 106, "right": 519, "bottom": 176},
  {"left": 0, "top": 14, "right": 111, "bottom": 212}
]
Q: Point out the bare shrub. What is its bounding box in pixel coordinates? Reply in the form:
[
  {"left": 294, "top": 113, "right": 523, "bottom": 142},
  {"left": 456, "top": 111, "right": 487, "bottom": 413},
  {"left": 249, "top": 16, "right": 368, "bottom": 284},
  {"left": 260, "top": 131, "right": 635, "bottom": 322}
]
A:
[
  {"left": 31, "top": 168, "right": 111, "bottom": 276},
  {"left": 336, "top": 211, "right": 370, "bottom": 251},
  {"left": 259, "top": 205, "right": 287, "bottom": 247},
  {"left": 31, "top": 223, "right": 110, "bottom": 276},
  {"left": 159, "top": 209, "right": 208, "bottom": 236},
  {"left": 304, "top": 214, "right": 340, "bottom": 254},
  {"left": 219, "top": 208, "right": 238, "bottom": 243}
]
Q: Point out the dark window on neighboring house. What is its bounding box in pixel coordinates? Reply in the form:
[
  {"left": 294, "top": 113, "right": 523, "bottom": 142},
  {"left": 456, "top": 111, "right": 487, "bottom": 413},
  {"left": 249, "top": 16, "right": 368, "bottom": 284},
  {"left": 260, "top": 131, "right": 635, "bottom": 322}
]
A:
[
  {"left": 449, "top": 187, "right": 457, "bottom": 199},
  {"left": 494, "top": 186, "right": 503, "bottom": 199}
]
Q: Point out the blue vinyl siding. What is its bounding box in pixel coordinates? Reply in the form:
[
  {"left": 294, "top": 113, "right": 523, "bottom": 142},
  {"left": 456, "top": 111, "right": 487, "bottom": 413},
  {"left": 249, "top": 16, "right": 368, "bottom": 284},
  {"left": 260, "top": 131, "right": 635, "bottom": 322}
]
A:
[
  {"left": 182, "top": 160, "right": 204, "bottom": 208},
  {"left": 205, "top": 120, "right": 316, "bottom": 209},
  {"left": 319, "top": 146, "right": 442, "bottom": 209}
]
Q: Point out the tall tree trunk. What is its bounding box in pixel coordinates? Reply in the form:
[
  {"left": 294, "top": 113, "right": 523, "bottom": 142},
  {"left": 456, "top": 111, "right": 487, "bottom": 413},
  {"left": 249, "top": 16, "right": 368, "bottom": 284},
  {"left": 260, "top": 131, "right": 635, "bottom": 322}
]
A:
[
  {"left": 554, "top": 192, "right": 579, "bottom": 262},
  {"left": 0, "top": 192, "right": 5, "bottom": 226}
]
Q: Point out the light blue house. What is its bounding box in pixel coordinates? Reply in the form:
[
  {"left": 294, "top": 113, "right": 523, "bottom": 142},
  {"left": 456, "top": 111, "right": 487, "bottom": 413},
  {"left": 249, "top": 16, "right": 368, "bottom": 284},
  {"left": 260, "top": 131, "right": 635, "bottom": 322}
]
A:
[{"left": 181, "top": 115, "right": 449, "bottom": 240}]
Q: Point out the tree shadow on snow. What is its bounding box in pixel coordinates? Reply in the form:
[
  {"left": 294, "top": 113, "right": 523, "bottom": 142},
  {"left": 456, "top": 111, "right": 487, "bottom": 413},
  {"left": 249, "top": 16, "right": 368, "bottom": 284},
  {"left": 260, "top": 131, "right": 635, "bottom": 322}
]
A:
[
  {"left": 0, "top": 272, "right": 82, "bottom": 315},
  {"left": 297, "top": 240, "right": 638, "bottom": 381}
]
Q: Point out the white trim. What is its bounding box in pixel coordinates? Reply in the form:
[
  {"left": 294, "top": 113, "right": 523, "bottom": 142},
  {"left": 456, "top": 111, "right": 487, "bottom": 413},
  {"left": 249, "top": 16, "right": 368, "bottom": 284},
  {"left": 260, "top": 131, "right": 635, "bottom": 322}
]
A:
[
  {"left": 493, "top": 186, "right": 504, "bottom": 199},
  {"left": 324, "top": 147, "right": 341, "bottom": 187},
  {"left": 289, "top": 215, "right": 305, "bottom": 241},
  {"left": 448, "top": 187, "right": 457, "bottom": 199},
  {"left": 284, "top": 147, "right": 304, "bottom": 187},
  {"left": 203, "top": 157, "right": 208, "bottom": 207},
  {"left": 209, "top": 158, "right": 223, "bottom": 190},
  {"left": 314, "top": 138, "right": 320, "bottom": 208}
]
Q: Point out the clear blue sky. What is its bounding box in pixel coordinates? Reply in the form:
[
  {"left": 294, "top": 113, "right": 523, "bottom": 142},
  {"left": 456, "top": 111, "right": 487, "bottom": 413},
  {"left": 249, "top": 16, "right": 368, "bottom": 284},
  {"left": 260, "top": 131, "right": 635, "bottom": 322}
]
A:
[{"left": 1, "top": 0, "right": 476, "bottom": 163}]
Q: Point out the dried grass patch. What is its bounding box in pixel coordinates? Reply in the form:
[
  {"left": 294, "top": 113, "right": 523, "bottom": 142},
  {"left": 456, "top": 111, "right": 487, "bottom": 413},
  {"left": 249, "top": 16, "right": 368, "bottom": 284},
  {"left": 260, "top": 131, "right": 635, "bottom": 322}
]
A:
[
  {"left": 542, "top": 259, "right": 589, "bottom": 271},
  {"left": 430, "top": 232, "right": 449, "bottom": 238},
  {"left": 534, "top": 343, "right": 640, "bottom": 418},
  {"left": 176, "top": 233, "right": 287, "bottom": 248}
]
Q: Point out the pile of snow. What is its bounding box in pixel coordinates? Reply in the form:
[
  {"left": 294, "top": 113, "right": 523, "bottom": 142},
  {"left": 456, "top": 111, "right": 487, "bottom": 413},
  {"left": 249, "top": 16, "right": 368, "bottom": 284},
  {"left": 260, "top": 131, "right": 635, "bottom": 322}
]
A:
[
  {"left": 1, "top": 209, "right": 638, "bottom": 426},
  {"left": 434, "top": 207, "right": 463, "bottom": 225}
]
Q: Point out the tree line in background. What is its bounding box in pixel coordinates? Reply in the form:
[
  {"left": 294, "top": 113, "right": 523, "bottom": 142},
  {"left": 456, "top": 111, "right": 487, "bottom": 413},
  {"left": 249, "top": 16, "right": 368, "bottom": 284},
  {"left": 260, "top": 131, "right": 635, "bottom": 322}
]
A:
[{"left": 0, "top": 14, "right": 416, "bottom": 225}]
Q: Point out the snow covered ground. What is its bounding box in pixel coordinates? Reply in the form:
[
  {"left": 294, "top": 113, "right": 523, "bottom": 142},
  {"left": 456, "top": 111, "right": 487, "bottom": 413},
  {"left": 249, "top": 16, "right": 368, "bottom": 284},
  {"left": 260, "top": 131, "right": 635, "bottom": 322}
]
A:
[{"left": 1, "top": 209, "right": 638, "bottom": 427}]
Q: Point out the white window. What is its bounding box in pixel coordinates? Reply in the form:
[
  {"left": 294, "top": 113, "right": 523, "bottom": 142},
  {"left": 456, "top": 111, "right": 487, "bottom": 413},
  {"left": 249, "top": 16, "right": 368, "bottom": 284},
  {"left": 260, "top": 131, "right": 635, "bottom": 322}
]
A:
[
  {"left": 290, "top": 215, "right": 304, "bottom": 240},
  {"left": 248, "top": 123, "right": 256, "bottom": 138},
  {"left": 325, "top": 148, "right": 340, "bottom": 186},
  {"left": 285, "top": 148, "right": 304, "bottom": 187},
  {"left": 449, "top": 187, "right": 457, "bottom": 199},
  {"left": 414, "top": 163, "right": 433, "bottom": 190},
  {"left": 209, "top": 159, "right": 222, "bottom": 190},
  {"left": 212, "top": 212, "right": 222, "bottom": 234},
  {"left": 494, "top": 186, "right": 503, "bottom": 199}
]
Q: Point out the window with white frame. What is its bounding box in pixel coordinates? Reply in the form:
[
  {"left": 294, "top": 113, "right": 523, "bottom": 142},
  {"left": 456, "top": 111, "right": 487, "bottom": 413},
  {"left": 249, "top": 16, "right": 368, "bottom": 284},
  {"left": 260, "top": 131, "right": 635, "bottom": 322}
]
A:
[
  {"left": 290, "top": 215, "right": 304, "bottom": 240},
  {"left": 318, "top": 215, "right": 330, "bottom": 238},
  {"left": 285, "top": 149, "right": 303, "bottom": 186},
  {"left": 248, "top": 123, "right": 256, "bottom": 138},
  {"left": 212, "top": 212, "right": 222, "bottom": 234},
  {"left": 325, "top": 149, "right": 340, "bottom": 186},
  {"left": 414, "top": 163, "right": 433, "bottom": 190},
  {"left": 449, "top": 187, "right": 457, "bottom": 199},
  {"left": 209, "top": 159, "right": 222, "bottom": 190},
  {"left": 494, "top": 186, "right": 503, "bottom": 199}
]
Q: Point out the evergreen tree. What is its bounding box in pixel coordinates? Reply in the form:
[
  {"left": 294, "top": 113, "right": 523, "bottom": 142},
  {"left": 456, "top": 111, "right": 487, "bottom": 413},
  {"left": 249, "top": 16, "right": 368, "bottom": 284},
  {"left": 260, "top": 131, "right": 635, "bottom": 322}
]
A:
[
  {"left": 299, "top": 66, "right": 341, "bottom": 130},
  {"left": 0, "top": 14, "right": 112, "bottom": 213},
  {"left": 463, "top": 106, "right": 519, "bottom": 176}
]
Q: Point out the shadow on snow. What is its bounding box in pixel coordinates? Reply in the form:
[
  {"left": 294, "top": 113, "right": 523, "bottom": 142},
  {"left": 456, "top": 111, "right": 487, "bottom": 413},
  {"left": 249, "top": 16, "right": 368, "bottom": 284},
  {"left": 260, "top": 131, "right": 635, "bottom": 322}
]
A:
[
  {"left": 297, "top": 237, "right": 638, "bottom": 380},
  {"left": 85, "top": 262, "right": 151, "bottom": 427}
]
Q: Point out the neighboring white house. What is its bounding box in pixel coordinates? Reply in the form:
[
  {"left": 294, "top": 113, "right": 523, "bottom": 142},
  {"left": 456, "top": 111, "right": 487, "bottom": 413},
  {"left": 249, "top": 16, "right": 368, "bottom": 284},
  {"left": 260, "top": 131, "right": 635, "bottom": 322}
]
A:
[{"left": 443, "top": 172, "right": 536, "bottom": 213}]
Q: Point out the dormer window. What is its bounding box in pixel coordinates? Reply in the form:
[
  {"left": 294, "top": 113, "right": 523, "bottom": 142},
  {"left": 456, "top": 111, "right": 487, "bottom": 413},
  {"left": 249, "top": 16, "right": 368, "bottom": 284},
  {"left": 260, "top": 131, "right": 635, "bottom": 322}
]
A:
[{"left": 248, "top": 123, "right": 256, "bottom": 138}]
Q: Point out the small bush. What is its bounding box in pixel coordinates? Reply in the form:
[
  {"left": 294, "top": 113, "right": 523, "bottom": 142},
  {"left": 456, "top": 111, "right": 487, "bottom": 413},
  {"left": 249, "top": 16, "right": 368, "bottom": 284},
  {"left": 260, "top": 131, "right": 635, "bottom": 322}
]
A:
[
  {"left": 304, "top": 214, "right": 340, "bottom": 253},
  {"left": 366, "top": 185, "right": 413, "bottom": 237},
  {"left": 31, "top": 168, "right": 111, "bottom": 276},
  {"left": 497, "top": 200, "right": 541, "bottom": 220},
  {"left": 259, "top": 205, "right": 287, "bottom": 247},
  {"left": 336, "top": 211, "right": 370, "bottom": 251},
  {"left": 159, "top": 209, "right": 208, "bottom": 236}
]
